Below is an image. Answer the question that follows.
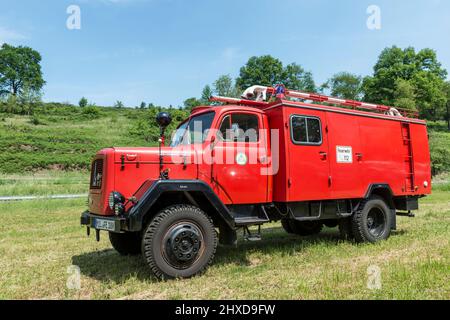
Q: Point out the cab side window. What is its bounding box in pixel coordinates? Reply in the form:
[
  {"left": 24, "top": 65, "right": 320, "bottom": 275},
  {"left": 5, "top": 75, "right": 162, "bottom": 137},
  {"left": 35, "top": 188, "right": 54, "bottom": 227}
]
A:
[
  {"left": 291, "top": 115, "right": 322, "bottom": 145},
  {"left": 218, "top": 113, "right": 259, "bottom": 142}
]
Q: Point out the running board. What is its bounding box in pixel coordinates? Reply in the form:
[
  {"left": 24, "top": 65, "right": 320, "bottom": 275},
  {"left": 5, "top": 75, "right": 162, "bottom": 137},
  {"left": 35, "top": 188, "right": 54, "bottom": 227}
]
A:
[{"left": 234, "top": 217, "right": 269, "bottom": 226}]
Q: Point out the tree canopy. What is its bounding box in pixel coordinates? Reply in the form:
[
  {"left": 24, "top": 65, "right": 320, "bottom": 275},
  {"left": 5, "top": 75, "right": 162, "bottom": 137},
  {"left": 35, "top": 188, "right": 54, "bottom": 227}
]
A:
[
  {"left": 325, "top": 72, "right": 363, "bottom": 100},
  {"left": 201, "top": 85, "right": 213, "bottom": 104},
  {"left": 213, "top": 74, "right": 239, "bottom": 97},
  {"left": 79, "top": 97, "right": 88, "bottom": 108},
  {"left": 363, "top": 46, "right": 447, "bottom": 120},
  {"left": 236, "top": 55, "right": 315, "bottom": 92},
  {"left": 0, "top": 44, "right": 45, "bottom": 96}
]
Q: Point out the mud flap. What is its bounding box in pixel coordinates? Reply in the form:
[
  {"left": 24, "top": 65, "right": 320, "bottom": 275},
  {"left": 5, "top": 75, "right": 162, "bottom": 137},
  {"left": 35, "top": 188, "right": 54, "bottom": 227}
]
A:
[
  {"left": 218, "top": 224, "right": 237, "bottom": 247},
  {"left": 391, "top": 209, "right": 397, "bottom": 230}
]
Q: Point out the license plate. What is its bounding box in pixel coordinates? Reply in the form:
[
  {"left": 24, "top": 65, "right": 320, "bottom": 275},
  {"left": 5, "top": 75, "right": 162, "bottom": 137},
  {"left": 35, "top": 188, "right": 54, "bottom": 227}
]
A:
[{"left": 95, "top": 218, "right": 116, "bottom": 231}]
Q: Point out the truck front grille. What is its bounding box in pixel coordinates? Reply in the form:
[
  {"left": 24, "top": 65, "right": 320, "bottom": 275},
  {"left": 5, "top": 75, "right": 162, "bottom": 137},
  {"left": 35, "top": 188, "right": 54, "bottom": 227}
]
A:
[{"left": 90, "top": 159, "right": 103, "bottom": 189}]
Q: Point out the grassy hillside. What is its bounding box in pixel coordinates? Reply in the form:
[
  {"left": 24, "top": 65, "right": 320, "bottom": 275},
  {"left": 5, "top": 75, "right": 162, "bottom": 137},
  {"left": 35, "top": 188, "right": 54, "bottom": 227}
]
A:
[
  {"left": 0, "top": 105, "right": 188, "bottom": 173},
  {"left": 0, "top": 104, "right": 449, "bottom": 174}
]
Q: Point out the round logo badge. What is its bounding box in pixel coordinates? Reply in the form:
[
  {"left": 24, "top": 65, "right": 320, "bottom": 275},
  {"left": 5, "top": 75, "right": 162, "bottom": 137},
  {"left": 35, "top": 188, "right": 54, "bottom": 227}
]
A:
[{"left": 236, "top": 153, "right": 248, "bottom": 165}]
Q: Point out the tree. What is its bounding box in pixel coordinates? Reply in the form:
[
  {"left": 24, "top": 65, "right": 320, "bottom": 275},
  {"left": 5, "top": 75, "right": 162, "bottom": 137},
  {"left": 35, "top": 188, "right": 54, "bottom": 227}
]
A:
[
  {"left": 325, "top": 72, "right": 363, "bottom": 100},
  {"left": 392, "top": 79, "right": 416, "bottom": 111},
  {"left": 363, "top": 46, "right": 447, "bottom": 120},
  {"left": 213, "top": 74, "right": 240, "bottom": 97},
  {"left": 114, "top": 100, "right": 124, "bottom": 108},
  {"left": 201, "top": 85, "right": 213, "bottom": 104},
  {"left": 183, "top": 97, "right": 201, "bottom": 110},
  {"left": 236, "top": 55, "right": 284, "bottom": 89},
  {"left": 79, "top": 97, "right": 88, "bottom": 108},
  {"left": 282, "top": 63, "right": 316, "bottom": 92},
  {"left": 140, "top": 101, "right": 147, "bottom": 109},
  {"left": 0, "top": 44, "right": 45, "bottom": 96},
  {"left": 18, "top": 85, "right": 42, "bottom": 115},
  {"left": 236, "top": 55, "right": 315, "bottom": 93}
]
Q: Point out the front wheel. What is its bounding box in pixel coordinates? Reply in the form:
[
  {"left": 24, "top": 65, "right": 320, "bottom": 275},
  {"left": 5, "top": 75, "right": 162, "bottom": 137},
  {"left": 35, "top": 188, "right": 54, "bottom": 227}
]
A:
[{"left": 142, "top": 205, "right": 217, "bottom": 279}]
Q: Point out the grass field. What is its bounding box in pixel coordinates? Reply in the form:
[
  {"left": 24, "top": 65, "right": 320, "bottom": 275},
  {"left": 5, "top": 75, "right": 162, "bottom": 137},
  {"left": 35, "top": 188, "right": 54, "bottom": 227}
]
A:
[{"left": 0, "top": 172, "right": 448, "bottom": 300}]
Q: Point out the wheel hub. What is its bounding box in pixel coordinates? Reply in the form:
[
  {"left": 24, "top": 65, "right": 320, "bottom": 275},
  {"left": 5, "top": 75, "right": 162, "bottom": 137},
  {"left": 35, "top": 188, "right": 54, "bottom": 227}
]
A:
[
  {"left": 367, "top": 216, "right": 374, "bottom": 228},
  {"left": 163, "top": 223, "right": 202, "bottom": 267},
  {"left": 367, "top": 207, "right": 386, "bottom": 237}
]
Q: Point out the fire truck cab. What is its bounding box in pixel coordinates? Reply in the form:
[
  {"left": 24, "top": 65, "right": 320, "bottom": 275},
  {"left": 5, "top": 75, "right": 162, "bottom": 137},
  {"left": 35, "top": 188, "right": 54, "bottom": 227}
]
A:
[{"left": 81, "top": 85, "right": 431, "bottom": 279}]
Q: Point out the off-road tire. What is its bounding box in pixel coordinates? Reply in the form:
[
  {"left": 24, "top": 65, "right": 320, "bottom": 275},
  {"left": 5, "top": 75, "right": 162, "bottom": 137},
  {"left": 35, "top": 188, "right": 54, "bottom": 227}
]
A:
[
  {"left": 351, "top": 196, "right": 392, "bottom": 243},
  {"left": 109, "top": 231, "right": 141, "bottom": 255},
  {"left": 281, "top": 218, "right": 294, "bottom": 234},
  {"left": 288, "top": 220, "right": 323, "bottom": 236},
  {"left": 142, "top": 204, "right": 217, "bottom": 280}
]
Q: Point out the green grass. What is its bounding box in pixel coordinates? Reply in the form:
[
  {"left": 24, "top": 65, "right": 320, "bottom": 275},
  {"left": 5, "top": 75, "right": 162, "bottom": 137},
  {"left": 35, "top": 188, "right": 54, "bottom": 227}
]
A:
[
  {"left": 0, "top": 173, "right": 448, "bottom": 300},
  {"left": 0, "top": 112, "right": 147, "bottom": 173},
  {"left": 0, "top": 171, "right": 89, "bottom": 196}
]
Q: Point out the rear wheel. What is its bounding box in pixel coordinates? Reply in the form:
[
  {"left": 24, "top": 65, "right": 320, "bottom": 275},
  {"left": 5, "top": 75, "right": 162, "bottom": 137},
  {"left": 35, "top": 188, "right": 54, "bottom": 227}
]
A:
[
  {"left": 142, "top": 204, "right": 217, "bottom": 279},
  {"left": 109, "top": 231, "right": 141, "bottom": 255},
  {"left": 352, "top": 196, "right": 392, "bottom": 243}
]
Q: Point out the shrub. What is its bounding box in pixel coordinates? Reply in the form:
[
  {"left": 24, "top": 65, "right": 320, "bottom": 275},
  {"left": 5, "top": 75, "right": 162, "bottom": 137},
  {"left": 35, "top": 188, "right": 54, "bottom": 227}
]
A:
[
  {"left": 81, "top": 106, "right": 101, "bottom": 119},
  {"left": 430, "top": 147, "right": 450, "bottom": 176},
  {"left": 30, "top": 115, "right": 45, "bottom": 125}
]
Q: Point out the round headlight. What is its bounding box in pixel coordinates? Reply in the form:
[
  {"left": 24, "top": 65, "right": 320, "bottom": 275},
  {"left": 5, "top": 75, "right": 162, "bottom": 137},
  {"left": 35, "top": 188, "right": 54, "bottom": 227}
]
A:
[{"left": 108, "top": 191, "right": 124, "bottom": 209}]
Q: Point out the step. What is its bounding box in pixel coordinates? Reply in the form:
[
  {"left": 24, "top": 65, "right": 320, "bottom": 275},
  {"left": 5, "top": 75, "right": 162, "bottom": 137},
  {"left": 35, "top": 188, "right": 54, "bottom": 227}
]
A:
[{"left": 234, "top": 217, "right": 269, "bottom": 226}]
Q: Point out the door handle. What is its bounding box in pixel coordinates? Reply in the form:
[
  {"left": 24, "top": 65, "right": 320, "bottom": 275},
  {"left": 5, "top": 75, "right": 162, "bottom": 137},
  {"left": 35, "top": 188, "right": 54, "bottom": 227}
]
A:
[
  {"left": 258, "top": 156, "right": 267, "bottom": 164},
  {"left": 319, "top": 151, "right": 327, "bottom": 160},
  {"left": 355, "top": 152, "right": 363, "bottom": 160}
]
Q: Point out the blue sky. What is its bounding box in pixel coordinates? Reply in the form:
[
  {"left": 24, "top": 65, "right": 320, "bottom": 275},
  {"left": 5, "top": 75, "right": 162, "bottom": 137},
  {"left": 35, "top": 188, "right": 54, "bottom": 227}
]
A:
[{"left": 0, "top": 0, "right": 449, "bottom": 107}]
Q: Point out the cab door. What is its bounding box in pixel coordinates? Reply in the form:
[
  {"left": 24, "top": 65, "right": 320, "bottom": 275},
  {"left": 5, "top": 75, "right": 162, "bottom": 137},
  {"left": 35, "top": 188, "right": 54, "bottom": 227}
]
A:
[
  {"left": 211, "top": 112, "right": 269, "bottom": 204},
  {"left": 287, "top": 109, "right": 331, "bottom": 201}
]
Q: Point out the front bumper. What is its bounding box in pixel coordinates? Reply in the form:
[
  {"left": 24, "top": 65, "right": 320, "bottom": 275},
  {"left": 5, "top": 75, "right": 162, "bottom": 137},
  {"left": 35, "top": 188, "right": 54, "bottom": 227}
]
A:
[{"left": 80, "top": 210, "right": 127, "bottom": 233}]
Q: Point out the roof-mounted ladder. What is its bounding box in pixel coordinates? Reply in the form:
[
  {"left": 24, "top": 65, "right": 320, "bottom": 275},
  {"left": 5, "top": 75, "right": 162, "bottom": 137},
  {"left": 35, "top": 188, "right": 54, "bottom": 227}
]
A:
[{"left": 210, "top": 85, "right": 419, "bottom": 118}]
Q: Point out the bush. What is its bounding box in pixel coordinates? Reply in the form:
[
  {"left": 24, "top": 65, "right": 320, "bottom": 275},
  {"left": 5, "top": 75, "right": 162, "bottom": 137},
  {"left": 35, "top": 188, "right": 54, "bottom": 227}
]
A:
[
  {"left": 81, "top": 106, "right": 101, "bottom": 119},
  {"left": 430, "top": 147, "right": 450, "bottom": 176},
  {"left": 29, "top": 115, "right": 45, "bottom": 126},
  {"left": 428, "top": 122, "right": 450, "bottom": 176}
]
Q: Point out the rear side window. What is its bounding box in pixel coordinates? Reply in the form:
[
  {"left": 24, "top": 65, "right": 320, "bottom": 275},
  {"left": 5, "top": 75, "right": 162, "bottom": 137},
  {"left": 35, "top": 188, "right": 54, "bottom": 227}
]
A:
[{"left": 291, "top": 115, "right": 322, "bottom": 145}]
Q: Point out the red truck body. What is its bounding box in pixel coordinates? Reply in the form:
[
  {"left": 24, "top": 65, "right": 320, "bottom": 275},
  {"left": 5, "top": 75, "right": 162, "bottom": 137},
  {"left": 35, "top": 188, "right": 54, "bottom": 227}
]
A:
[
  {"left": 82, "top": 85, "right": 432, "bottom": 279},
  {"left": 88, "top": 99, "right": 431, "bottom": 216}
]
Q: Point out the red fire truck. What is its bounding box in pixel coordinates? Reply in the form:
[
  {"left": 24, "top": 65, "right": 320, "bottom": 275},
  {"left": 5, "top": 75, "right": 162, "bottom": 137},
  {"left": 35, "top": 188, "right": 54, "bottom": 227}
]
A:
[{"left": 81, "top": 85, "right": 431, "bottom": 279}]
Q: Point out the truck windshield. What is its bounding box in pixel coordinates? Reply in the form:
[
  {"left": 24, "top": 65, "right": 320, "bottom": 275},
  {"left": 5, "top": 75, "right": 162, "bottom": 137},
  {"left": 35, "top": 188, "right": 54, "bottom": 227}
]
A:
[{"left": 170, "top": 111, "right": 215, "bottom": 147}]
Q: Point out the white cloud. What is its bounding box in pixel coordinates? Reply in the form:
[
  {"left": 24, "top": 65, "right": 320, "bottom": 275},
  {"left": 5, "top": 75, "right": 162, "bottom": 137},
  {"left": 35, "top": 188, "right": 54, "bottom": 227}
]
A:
[{"left": 0, "top": 27, "right": 26, "bottom": 45}]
